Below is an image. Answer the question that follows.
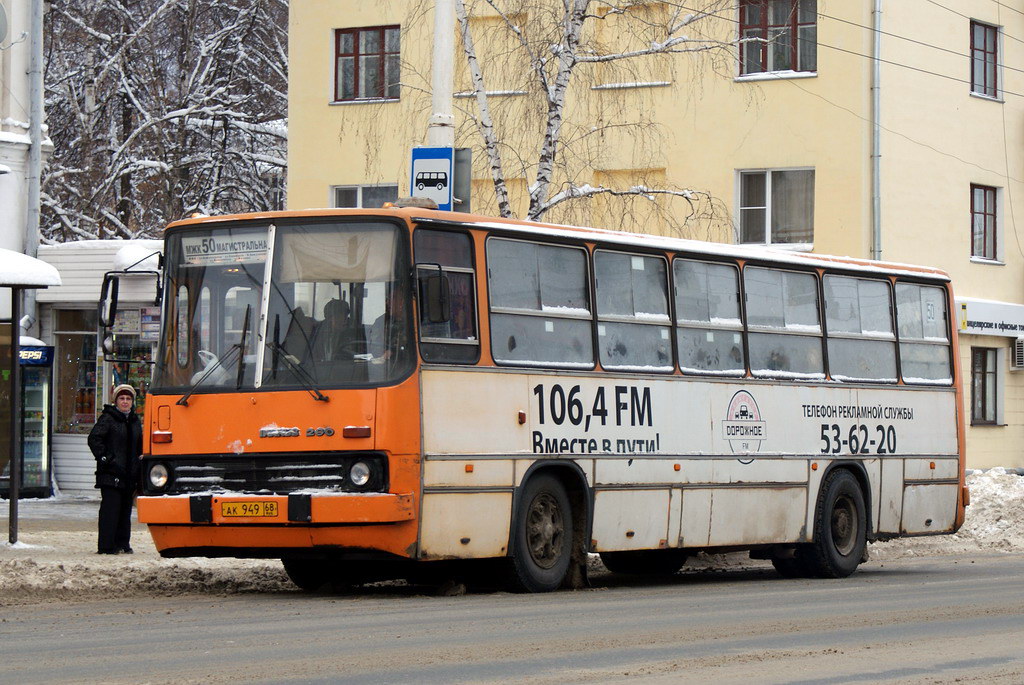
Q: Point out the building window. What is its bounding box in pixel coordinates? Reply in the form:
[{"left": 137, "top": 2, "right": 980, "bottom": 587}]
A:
[
  {"left": 970, "top": 21, "right": 999, "bottom": 98},
  {"left": 335, "top": 26, "right": 401, "bottom": 101},
  {"left": 739, "top": 0, "right": 817, "bottom": 75},
  {"left": 333, "top": 184, "right": 398, "bottom": 208},
  {"left": 739, "top": 169, "right": 814, "bottom": 245},
  {"left": 971, "top": 347, "right": 997, "bottom": 424},
  {"left": 971, "top": 184, "right": 997, "bottom": 260}
]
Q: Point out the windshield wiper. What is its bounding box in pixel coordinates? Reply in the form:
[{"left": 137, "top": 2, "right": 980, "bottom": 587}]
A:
[
  {"left": 236, "top": 304, "right": 252, "bottom": 390},
  {"left": 265, "top": 340, "right": 329, "bottom": 402},
  {"left": 176, "top": 344, "right": 243, "bottom": 406}
]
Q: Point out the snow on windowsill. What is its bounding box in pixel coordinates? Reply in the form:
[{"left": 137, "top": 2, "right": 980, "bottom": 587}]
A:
[
  {"left": 454, "top": 90, "right": 528, "bottom": 98},
  {"left": 741, "top": 241, "right": 814, "bottom": 253},
  {"left": 735, "top": 70, "right": 817, "bottom": 83},
  {"left": 970, "top": 256, "right": 1004, "bottom": 266},
  {"left": 590, "top": 81, "right": 672, "bottom": 91},
  {"left": 329, "top": 97, "right": 400, "bottom": 106},
  {"left": 969, "top": 91, "right": 1004, "bottom": 104}
]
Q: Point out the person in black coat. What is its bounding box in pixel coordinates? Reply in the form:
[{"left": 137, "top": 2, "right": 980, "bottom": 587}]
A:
[{"left": 88, "top": 384, "right": 143, "bottom": 554}]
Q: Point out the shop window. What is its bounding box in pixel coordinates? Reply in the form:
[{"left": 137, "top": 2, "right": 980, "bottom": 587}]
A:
[
  {"left": 55, "top": 309, "right": 100, "bottom": 435},
  {"left": 0, "top": 324, "right": 10, "bottom": 480},
  {"left": 107, "top": 306, "right": 158, "bottom": 417}
]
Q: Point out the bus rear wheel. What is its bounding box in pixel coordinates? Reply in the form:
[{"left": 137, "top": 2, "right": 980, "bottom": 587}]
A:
[
  {"left": 600, "top": 549, "right": 688, "bottom": 575},
  {"left": 804, "top": 469, "right": 867, "bottom": 578},
  {"left": 509, "top": 473, "right": 572, "bottom": 593}
]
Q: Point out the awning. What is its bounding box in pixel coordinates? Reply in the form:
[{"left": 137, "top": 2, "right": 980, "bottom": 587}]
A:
[{"left": 0, "top": 247, "right": 62, "bottom": 288}]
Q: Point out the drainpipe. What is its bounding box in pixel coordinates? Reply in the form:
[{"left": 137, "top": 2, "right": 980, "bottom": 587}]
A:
[{"left": 871, "top": 0, "right": 882, "bottom": 260}]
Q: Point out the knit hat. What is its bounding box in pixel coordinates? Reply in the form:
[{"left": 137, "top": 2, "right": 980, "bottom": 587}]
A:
[{"left": 112, "top": 384, "right": 136, "bottom": 402}]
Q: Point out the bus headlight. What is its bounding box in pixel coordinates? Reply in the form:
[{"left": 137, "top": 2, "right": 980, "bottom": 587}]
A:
[
  {"left": 148, "top": 463, "right": 170, "bottom": 490},
  {"left": 349, "top": 461, "right": 371, "bottom": 487}
]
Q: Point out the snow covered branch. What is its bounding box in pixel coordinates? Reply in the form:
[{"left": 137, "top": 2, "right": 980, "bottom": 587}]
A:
[{"left": 42, "top": 0, "right": 288, "bottom": 241}]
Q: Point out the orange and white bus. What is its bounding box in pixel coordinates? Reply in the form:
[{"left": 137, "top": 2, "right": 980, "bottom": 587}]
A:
[{"left": 120, "top": 206, "right": 967, "bottom": 592}]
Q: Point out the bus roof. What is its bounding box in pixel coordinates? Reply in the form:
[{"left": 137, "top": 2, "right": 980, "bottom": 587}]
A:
[{"left": 165, "top": 207, "right": 951, "bottom": 282}]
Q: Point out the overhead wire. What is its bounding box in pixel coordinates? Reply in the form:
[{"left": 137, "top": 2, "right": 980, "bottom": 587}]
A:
[
  {"left": 816, "top": 9, "right": 1024, "bottom": 79},
  {"left": 669, "top": 1, "right": 1024, "bottom": 254}
]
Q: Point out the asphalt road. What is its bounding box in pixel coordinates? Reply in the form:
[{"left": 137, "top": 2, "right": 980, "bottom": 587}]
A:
[{"left": 3, "top": 554, "right": 1023, "bottom": 684}]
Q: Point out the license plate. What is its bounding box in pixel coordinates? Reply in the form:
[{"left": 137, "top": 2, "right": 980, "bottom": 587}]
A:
[{"left": 220, "top": 501, "right": 279, "bottom": 518}]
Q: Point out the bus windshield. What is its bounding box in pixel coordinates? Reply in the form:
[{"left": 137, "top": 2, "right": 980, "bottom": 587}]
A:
[{"left": 154, "top": 219, "right": 414, "bottom": 392}]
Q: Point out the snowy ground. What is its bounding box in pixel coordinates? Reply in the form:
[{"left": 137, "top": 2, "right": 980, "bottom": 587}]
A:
[{"left": 1, "top": 469, "right": 1021, "bottom": 604}]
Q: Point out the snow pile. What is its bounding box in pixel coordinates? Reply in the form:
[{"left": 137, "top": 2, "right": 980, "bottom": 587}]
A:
[
  {"left": 1, "top": 557, "right": 292, "bottom": 605},
  {"left": 871, "top": 468, "right": 1024, "bottom": 559},
  {"left": 112, "top": 241, "right": 162, "bottom": 271}
]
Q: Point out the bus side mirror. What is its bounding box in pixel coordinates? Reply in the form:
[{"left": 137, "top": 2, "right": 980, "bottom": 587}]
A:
[
  {"left": 101, "top": 334, "right": 115, "bottom": 357},
  {"left": 425, "top": 272, "right": 451, "bottom": 323},
  {"left": 99, "top": 274, "right": 120, "bottom": 327}
]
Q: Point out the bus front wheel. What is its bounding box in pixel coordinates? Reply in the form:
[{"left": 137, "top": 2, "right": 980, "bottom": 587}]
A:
[
  {"left": 282, "top": 558, "right": 332, "bottom": 592},
  {"left": 805, "top": 469, "right": 867, "bottom": 578},
  {"left": 509, "top": 473, "right": 572, "bottom": 592}
]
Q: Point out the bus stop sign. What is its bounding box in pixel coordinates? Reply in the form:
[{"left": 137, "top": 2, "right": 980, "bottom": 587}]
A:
[{"left": 411, "top": 147, "right": 454, "bottom": 211}]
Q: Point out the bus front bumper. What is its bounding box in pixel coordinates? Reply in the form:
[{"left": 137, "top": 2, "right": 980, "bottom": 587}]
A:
[{"left": 137, "top": 492, "right": 415, "bottom": 526}]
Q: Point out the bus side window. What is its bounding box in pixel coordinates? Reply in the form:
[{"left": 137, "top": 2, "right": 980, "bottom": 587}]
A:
[
  {"left": 674, "top": 258, "right": 745, "bottom": 375},
  {"left": 414, "top": 229, "right": 479, "bottom": 364},
  {"left": 824, "top": 275, "right": 897, "bottom": 382},
  {"left": 745, "top": 266, "right": 824, "bottom": 378},
  {"left": 487, "top": 237, "right": 593, "bottom": 369},
  {"left": 595, "top": 250, "right": 672, "bottom": 372},
  {"left": 896, "top": 282, "right": 952, "bottom": 384}
]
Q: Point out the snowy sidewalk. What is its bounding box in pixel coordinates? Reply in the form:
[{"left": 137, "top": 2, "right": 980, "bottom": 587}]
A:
[{"left": 0, "top": 495, "right": 292, "bottom": 603}]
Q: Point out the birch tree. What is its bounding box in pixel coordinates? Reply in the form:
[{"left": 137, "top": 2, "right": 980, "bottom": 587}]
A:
[
  {"left": 447, "top": 0, "right": 738, "bottom": 238},
  {"left": 41, "top": 0, "right": 288, "bottom": 241}
]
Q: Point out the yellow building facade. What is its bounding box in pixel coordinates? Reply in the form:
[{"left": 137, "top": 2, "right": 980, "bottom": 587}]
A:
[{"left": 288, "top": 0, "right": 1024, "bottom": 469}]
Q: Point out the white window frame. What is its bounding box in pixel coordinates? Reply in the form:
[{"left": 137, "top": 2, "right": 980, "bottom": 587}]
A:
[
  {"left": 330, "top": 184, "right": 399, "bottom": 209},
  {"left": 736, "top": 167, "right": 815, "bottom": 250}
]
